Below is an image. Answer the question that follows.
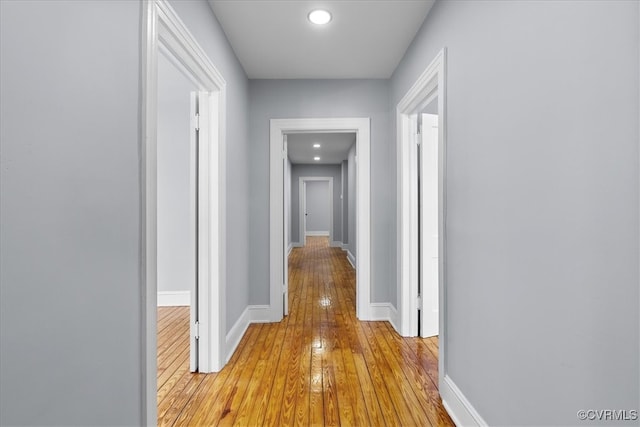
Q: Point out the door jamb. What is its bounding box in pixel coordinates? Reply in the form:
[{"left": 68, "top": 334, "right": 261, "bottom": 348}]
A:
[
  {"left": 270, "top": 118, "right": 371, "bottom": 322},
  {"left": 141, "top": 0, "right": 227, "bottom": 423},
  {"left": 396, "top": 48, "right": 447, "bottom": 384}
]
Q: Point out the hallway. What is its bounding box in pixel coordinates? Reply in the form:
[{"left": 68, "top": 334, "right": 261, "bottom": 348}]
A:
[{"left": 158, "top": 237, "right": 453, "bottom": 426}]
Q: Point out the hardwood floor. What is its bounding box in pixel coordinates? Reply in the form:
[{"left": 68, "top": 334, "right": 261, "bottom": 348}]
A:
[{"left": 157, "top": 236, "right": 453, "bottom": 426}]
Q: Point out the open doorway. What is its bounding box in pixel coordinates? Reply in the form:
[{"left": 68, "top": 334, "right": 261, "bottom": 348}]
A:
[
  {"left": 300, "top": 177, "right": 333, "bottom": 247},
  {"left": 397, "top": 48, "right": 447, "bottom": 391},
  {"left": 156, "top": 51, "right": 199, "bottom": 373},
  {"left": 283, "top": 133, "right": 355, "bottom": 316},
  {"left": 269, "top": 118, "right": 372, "bottom": 322},
  {"left": 142, "top": 0, "right": 228, "bottom": 423}
]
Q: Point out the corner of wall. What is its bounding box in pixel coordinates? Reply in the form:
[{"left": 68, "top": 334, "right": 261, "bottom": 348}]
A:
[
  {"left": 225, "top": 304, "right": 271, "bottom": 362},
  {"left": 440, "top": 376, "right": 488, "bottom": 427}
]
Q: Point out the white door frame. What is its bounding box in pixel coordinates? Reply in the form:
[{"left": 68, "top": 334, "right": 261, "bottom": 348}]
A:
[
  {"left": 270, "top": 118, "right": 371, "bottom": 322},
  {"left": 396, "top": 48, "right": 447, "bottom": 382},
  {"left": 300, "top": 177, "right": 334, "bottom": 245},
  {"left": 142, "top": 0, "right": 227, "bottom": 423}
]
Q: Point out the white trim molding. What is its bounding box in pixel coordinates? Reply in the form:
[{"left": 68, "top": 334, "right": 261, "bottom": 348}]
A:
[
  {"left": 330, "top": 241, "right": 343, "bottom": 248},
  {"left": 397, "top": 48, "right": 446, "bottom": 338},
  {"left": 305, "top": 231, "right": 330, "bottom": 237},
  {"left": 225, "top": 305, "right": 271, "bottom": 363},
  {"left": 440, "top": 375, "right": 488, "bottom": 427},
  {"left": 346, "top": 250, "right": 356, "bottom": 269},
  {"left": 142, "top": 0, "right": 227, "bottom": 423},
  {"left": 270, "top": 118, "right": 372, "bottom": 322},
  {"left": 157, "top": 291, "right": 190, "bottom": 306},
  {"left": 369, "top": 303, "right": 399, "bottom": 331}
]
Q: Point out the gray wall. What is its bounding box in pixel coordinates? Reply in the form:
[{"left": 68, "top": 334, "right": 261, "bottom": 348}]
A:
[
  {"left": 248, "top": 79, "right": 392, "bottom": 304},
  {"left": 303, "top": 181, "right": 331, "bottom": 234},
  {"left": 157, "top": 53, "right": 196, "bottom": 294},
  {"left": 168, "top": 0, "right": 250, "bottom": 333},
  {"left": 0, "top": 0, "right": 250, "bottom": 424},
  {"left": 391, "top": 1, "right": 639, "bottom": 425},
  {"left": 290, "top": 164, "right": 343, "bottom": 244},
  {"left": 0, "top": 1, "right": 142, "bottom": 424}
]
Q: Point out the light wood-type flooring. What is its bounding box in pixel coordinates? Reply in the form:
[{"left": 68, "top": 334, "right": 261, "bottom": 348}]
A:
[{"left": 157, "top": 236, "right": 453, "bottom": 426}]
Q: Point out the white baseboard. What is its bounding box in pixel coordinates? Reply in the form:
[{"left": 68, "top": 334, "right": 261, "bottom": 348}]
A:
[
  {"left": 225, "top": 305, "right": 271, "bottom": 363},
  {"left": 346, "top": 250, "right": 356, "bottom": 269},
  {"left": 368, "top": 303, "right": 399, "bottom": 331},
  {"left": 157, "top": 290, "right": 190, "bottom": 307},
  {"left": 287, "top": 242, "right": 294, "bottom": 256},
  {"left": 369, "top": 302, "right": 392, "bottom": 320},
  {"left": 440, "top": 375, "right": 488, "bottom": 427},
  {"left": 330, "top": 241, "right": 343, "bottom": 248},
  {"left": 305, "top": 231, "right": 329, "bottom": 236}
]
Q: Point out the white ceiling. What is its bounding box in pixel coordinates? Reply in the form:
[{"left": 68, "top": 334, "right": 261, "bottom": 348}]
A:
[
  {"left": 287, "top": 133, "right": 355, "bottom": 164},
  {"left": 207, "top": 1, "right": 435, "bottom": 79}
]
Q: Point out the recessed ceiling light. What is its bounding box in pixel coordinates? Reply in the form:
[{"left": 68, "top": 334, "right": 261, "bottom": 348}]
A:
[
  {"left": 308, "top": 9, "right": 332, "bottom": 25},
  {"left": 313, "top": 144, "right": 321, "bottom": 148},
  {"left": 314, "top": 156, "right": 321, "bottom": 161}
]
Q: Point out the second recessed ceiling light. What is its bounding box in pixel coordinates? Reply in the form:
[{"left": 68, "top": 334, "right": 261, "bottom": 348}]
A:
[{"left": 308, "top": 9, "right": 332, "bottom": 25}]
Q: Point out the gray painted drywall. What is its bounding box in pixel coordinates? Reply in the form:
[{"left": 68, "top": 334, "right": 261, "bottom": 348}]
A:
[
  {"left": 0, "top": 1, "right": 142, "bottom": 425},
  {"left": 157, "top": 53, "right": 196, "bottom": 295},
  {"left": 303, "top": 181, "right": 331, "bottom": 234},
  {"left": 0, "top": 0, "right": 250, "bottom": 424},
  {"left": 346, "top": 144, "right": 357, "bottom": 259},
  {"left": 167, "top": 0, "right": 250, "bottom": 333},
  {"left": 290, "top": 164, "right": 343, "bottom": 244},
  {"left": 249, "top": 79, "right": 392, "bottom": 304},
  {"left": 423, "top": 96, "right": 438, "bottom": 115},
  {"left": 391, "top": 1, "right": 639, "bottom": 425}
]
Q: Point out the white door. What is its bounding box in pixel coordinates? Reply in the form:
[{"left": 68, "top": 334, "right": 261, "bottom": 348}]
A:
[
  {"left": 419, "top": 113, "right": 439, "bottom": 338},
  {"left": 283, "top": 135, "right": 289, "bottom": 316},
  {"left": 189, "top": 91, "right": 214, "bottom": 372},
  {"left": 189, "top": 92, "right": 199, "bottom": 372}
]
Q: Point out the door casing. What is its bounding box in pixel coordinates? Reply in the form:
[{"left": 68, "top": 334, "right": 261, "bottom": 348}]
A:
[
  {"left": 396, "top": 47, "right": 446, "bottom": 387},
  {"left": 270, "top": 118, "right": 371, "bottom": 322}
]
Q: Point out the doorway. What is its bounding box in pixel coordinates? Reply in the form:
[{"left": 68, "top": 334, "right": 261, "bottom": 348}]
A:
[
  {"left": 300, "top": 178, "right": 333, "bottom": 246},
  {"left": 156, "top": 51, "right": 199, "bottom": 371},
  {"left": 142, "top": 0, "right": 228, "bottom": 423},
  {"left": 269, "top": 118, "right": 372, "bottom": 322},
  {"left": 397, "top": 48, "right": 447, "bottom": 387}
]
